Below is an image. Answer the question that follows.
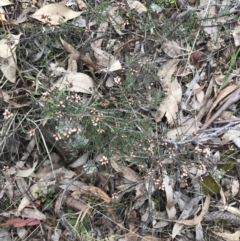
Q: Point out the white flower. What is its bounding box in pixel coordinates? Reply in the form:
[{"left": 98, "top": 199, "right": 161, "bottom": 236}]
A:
[
  {"left": 3, "top": 109, "right": 13, "bottom": 119},
  {"left": 100, "top": 156, "right": 108, "bottom": 165}
]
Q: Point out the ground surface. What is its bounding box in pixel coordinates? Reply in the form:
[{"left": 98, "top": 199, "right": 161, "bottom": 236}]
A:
[{"left": 1, "top": 0, "right": 240, "bottom": 240}]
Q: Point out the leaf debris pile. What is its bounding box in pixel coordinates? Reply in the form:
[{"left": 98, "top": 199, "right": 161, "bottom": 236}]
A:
[{"left": 1, "top": 0, "right": 240, "bottom": 240}]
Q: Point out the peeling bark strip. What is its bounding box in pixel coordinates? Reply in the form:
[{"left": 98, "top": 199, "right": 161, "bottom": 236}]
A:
[{"left": 204, "top": 211, "right": 240, "bottom": 225}]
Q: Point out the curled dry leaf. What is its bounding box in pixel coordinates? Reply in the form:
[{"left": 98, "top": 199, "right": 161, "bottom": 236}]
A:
[
  {"left": 191, "top": 51, "right": 203, "bottom": 67},
  {"left": 31, "top": 3, "right": 81, "bottom": 25}
]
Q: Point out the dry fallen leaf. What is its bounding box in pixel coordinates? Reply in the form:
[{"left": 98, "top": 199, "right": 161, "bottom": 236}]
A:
[
  {"left": 155, "top": 78, "right": 182, "bottom": 124},
  {"left": 0, "top": 218, "right": 40, "bottom": 228},
  {"left": 213, "top": 230, "right": 240, "bottom": 241},
  {"left": 108, "top": 6, "right": 124, "bottom": 35},
  {"left": 18, "top": 179, "right": 56, "bottom": 212},
  {"left": 194, "top": 83, "right": 205, "bottom": 104},
  {"left": 175, "top": 196, "right": 210, "bottom": 226},
  {"left": 0, "top": 0, "right": 13, "bottom": 6},
  {"left": 101, "top": 60, "right": 122, "bottom": 72},
  {"left": 31, "top": 3, "right": 81, "bottom": 25},
  {"left": 65, "top": 196, "right": 89, "bottom": 212},
  {"left": 69, "top": 152, "right": 89, "bottom": 168},
  {"left": 220, "top": 123, "right": 240, "bottom": 145},
  {"left": 231, "top": 179, "right": 239, "bottom": 197},
  {"left": 92, "top": 22, "right": 108, "bottom": 48},
  {"left": 163, "top": 40, "right": 182, "bottom": 58},
  {"left": 0, "top": 229, "right": 11, "bottom": 241},
  {"left": 232, "top": 26, "right": 240, "bottom": 47},
  {"left": 172, "top": 195, "right": 203, "bottom": 238},
  {"left": 207, "top": 36, "right": 224, "bottom": 52},
  {"left": 225, "top": 206, "right": 240, "bottom": 216},
  {"left": 91, "top": 46, "right": 122, "bottom": 71},
  {"left": 88, "top": 186, "right": 111, "bottom": 204},
  {"left": 121, "top": 233, "right": 162, "bottom": 241},
  {"left": 0, "top": 34, "right": 21, "bottom": 59},
  {"left": 0, "top": 7, "right": 6, "bottom": 21},
  {"left": 76, "top": 0, "right": 87, "bottom": 9},
  {"left": 21, "top": 208, "right": 46, "bottom": 220},
  {"left": 155, "top": 59, "right": 181, "bottom": 125},
  {"left": 206, "top": 84, "right": 240, "bottom": 122},
  {"left": 127, "top": 0, "right": 147, "bottom": 14},
  {"left": 60, "top": 37, "right": 80, "bottom": 58},
  {"left": 0, "top": 33, "right": 21, "bottom": 83},
  {"left": 17, "top": 161, "right": 38, "bottom": 177},
  {"left": 195, "top": 223, "right": 204, "bottom": 241},
  {"left": 191, "top": 51, "right": 203, "bottom": 67},
  {"left": 110, "top": 156, "right": 141, "bottom": 183},
  {"left": 199, "top": 3, "right": 217, "bottom": 36},
  {"left": 4, "top": 181, "right": 14, "bottom": 202},
  {"left": 53, "top": 72, "right": 95, "bottom": 94},
  {"left": 163, "top": 174, "right": 176, "bottom": 219},
  {"left": 166, "top": 117, "right": 199, "bottom": 140},
  {"left": 0, "top": 89, "right": 31, "bottom": 108}
]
